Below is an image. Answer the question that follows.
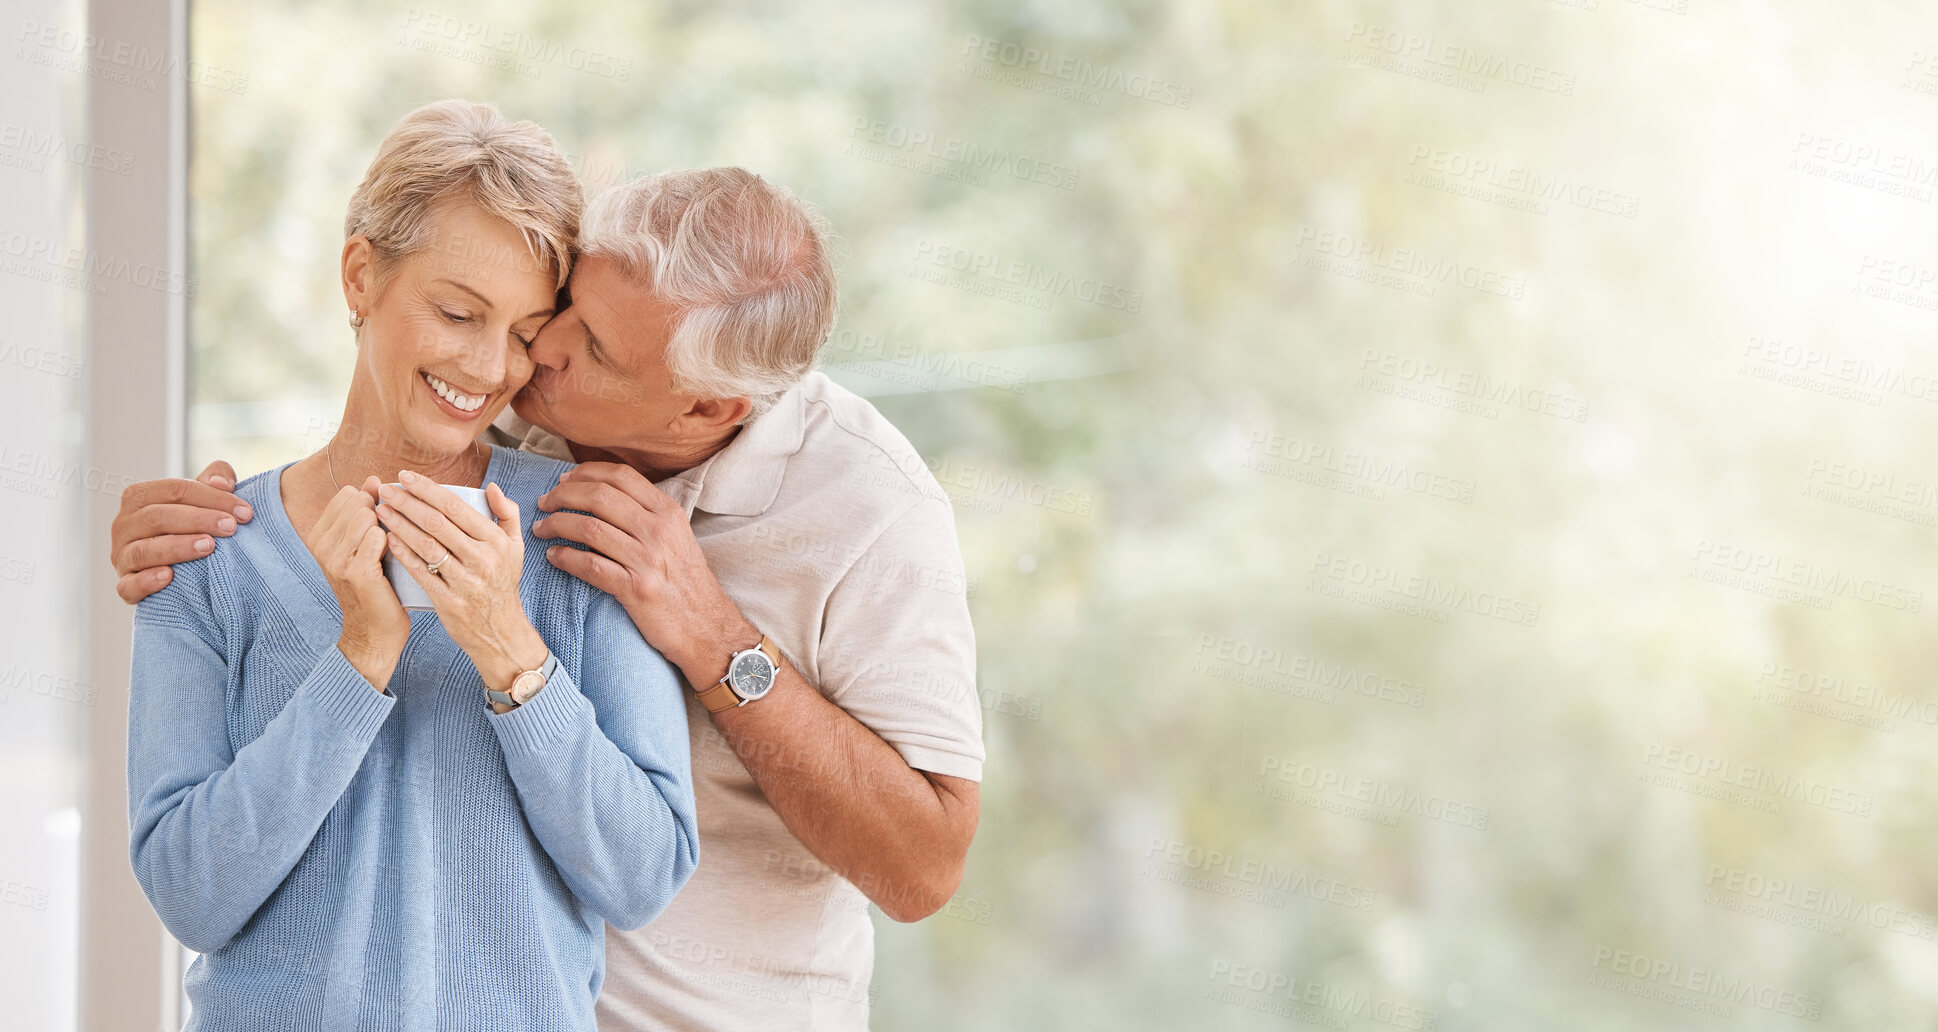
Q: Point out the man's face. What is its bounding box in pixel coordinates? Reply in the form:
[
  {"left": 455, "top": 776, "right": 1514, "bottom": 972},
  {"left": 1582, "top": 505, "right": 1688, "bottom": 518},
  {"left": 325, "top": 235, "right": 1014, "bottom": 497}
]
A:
[{"left": 513, "top": 256, "right": 691, "bottom": 457}]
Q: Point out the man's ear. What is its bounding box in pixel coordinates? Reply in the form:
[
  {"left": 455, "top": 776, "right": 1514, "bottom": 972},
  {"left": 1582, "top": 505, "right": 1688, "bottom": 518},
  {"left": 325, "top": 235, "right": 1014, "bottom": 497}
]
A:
[
  {"left": 341, "top": 234, "right": 377, "bottom": 317},
  {"left": 680, "top": 395, "right": 754, "bottom": 435}
]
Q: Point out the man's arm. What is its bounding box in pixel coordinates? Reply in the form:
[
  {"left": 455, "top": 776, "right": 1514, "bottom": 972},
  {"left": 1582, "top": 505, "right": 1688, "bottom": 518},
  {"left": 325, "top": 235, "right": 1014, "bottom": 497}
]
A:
[
  {"left": 675, "top": 602, "right": 977, "bottom": 922},
  {"left": 705, "top": 647, "right": 979, "bottom": 922},
  {"left": 110, "top": 460, "right": 253, "bottom": 603},
  {"left": 535, "top": 463, "right": 980, "bottom": 922}
]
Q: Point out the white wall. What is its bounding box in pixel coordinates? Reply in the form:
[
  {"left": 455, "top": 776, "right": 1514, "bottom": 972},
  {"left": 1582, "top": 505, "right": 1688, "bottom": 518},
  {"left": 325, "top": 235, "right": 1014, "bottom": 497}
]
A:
[{"left": 0, "top": 0, "right": 95, "bottom": 1028}]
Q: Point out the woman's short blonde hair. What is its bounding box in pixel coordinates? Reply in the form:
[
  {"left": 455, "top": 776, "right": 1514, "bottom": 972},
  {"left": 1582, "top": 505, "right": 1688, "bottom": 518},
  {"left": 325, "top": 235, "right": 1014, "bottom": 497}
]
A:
[{"left": 344, "top": 99, "right": 581, "bottom": 291}]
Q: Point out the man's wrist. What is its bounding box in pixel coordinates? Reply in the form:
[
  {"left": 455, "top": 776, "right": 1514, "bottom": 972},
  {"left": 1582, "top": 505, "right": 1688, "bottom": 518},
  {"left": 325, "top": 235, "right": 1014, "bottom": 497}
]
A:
[{"left": 668, "top": 608, "right": 761, "bottom": 690}]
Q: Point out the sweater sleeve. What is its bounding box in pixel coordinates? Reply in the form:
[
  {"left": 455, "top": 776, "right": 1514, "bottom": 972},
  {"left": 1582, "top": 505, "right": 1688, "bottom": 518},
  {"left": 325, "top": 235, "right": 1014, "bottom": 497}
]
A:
[
  {"left": 127, "top": 584, "right": 396, "bottom": 953},
  {"left": 486, "top": 591, "right": 699, "bottom": 929}
]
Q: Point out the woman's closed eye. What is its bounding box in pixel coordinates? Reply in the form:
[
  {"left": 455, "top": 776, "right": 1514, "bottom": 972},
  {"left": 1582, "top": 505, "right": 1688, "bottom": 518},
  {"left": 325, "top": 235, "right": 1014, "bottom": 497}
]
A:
[{"left": 439, "top": 308, "right": 473, "bottom": 325}]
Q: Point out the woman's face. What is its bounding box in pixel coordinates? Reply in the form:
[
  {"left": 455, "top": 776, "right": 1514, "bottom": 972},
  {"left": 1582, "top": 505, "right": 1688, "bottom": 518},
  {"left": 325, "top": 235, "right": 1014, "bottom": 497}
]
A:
[{"left": 341, "top": 201, "right": 559, "bottom": 463}]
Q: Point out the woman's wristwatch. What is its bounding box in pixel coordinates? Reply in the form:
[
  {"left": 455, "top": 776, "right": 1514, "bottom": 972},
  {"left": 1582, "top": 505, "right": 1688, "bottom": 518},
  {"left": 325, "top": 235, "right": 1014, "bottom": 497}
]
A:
[
  {"left": 694, "top": 636, "right": 780, "bottom": 713},
  {"left": 486, "top": 651, "right": 557, "bottom": 711}
]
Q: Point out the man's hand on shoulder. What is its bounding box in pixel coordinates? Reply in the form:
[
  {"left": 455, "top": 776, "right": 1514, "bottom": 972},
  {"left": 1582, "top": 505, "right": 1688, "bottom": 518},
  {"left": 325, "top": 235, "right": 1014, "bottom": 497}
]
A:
[
  {"left": 111, "top": 459, "right": 252, "bottom": 603},
  {"left": 532, "top": 461, "right": 743, "bottom": 676}
]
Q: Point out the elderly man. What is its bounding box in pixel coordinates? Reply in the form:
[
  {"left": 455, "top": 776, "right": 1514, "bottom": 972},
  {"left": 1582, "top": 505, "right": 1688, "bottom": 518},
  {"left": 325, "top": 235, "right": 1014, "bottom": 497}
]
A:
[{"left": 109, "top": 167, "right": 982, "bottom": 1031}]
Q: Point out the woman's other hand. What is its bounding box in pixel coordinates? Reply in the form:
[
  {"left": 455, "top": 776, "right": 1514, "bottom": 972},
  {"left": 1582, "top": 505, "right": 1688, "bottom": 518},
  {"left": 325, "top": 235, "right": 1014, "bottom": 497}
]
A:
[
  {"left": 312, "top": 478, "right": 410, "bottom": 690},
  {"left": 378, "top": 471, "right": 547, "bottom": 699}
]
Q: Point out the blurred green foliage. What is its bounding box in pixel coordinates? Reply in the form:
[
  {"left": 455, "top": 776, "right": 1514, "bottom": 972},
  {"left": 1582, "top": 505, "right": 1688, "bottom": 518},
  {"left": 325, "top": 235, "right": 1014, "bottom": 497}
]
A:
[{"left": 188, "top": 1, "right": 1938, "bottom": 1028}]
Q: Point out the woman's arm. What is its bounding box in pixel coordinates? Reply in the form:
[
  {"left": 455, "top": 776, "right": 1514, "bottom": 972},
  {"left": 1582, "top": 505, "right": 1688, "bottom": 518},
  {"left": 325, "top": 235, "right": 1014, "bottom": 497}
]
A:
[
  {"left": 128, "top": 591, "right": 395, "bottom": 953},
  {"left": 486, "top": 593, "right": 699, "bottom": 929}
]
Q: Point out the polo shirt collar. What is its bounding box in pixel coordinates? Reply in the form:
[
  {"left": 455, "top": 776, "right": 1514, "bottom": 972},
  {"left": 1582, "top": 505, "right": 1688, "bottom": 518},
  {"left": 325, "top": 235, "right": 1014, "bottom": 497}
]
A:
[{"left": 656, "top": 378, "right": 809, "bottom": 518}]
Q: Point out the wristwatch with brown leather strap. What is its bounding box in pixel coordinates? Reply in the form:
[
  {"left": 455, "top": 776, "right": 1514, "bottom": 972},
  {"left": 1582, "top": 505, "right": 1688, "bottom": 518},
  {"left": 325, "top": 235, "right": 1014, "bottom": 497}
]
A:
[{"left": 695, "top": 635, "right": 781, "bottom": 713}]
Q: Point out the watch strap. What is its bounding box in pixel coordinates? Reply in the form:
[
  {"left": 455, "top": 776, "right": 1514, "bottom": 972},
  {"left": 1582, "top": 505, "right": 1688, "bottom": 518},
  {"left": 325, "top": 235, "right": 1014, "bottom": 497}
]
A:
[{"left": 693, "top": 678, "right": 742, "bottom": 714}]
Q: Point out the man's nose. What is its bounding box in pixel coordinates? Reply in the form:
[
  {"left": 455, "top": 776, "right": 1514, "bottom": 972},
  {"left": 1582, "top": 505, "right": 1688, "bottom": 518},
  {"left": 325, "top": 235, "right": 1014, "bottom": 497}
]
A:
[{"left": 527, "top": 311, "right": 574, "bottom": 371}]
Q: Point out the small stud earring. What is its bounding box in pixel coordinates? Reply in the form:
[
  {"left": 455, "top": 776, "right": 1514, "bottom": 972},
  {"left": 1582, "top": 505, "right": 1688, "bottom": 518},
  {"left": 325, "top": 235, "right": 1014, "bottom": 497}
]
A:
[{"left": 348, "top": 310, "right": 364, "bottom": 329}]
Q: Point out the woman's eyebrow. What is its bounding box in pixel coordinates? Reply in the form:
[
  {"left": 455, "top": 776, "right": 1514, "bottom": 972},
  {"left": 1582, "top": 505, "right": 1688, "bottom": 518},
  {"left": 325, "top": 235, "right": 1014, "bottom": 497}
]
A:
[{"left": 433, "top": 278, "right": 493, "bottom": 308}]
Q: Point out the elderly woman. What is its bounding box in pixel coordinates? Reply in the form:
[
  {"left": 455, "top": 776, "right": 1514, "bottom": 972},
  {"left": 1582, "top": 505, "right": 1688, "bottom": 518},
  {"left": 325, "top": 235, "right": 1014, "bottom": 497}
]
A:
[{"left": 127, "top": 100, "right": 698, "bottom": 1031}]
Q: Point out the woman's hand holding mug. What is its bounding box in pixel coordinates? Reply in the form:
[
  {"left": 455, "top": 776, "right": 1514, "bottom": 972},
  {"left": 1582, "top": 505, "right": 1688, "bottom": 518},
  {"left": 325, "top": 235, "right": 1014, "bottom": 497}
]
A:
[
  {"left": 312, "top": 479, "right": 411, "bottom": 691},
  {"left": 376, "top": 471, "right": 548, "bottom": 704}
]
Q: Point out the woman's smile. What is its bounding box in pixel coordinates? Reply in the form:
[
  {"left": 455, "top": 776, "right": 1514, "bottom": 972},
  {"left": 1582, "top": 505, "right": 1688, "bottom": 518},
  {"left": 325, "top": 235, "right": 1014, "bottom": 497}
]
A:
[{"left": 420, "top": 369, "right": 492, "bottom": 420}]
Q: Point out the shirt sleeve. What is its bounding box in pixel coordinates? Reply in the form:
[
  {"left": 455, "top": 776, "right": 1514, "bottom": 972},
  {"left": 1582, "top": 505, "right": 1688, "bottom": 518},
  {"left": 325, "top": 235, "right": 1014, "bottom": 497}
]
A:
[
  {"left": 127, "top": 577, "right": 396, "bottom": 954},
  {"left": 816, "top": 496, "right": 985, "bottom": 781},
  {"left": 486, "top": 591, "right": 699, "bottom": 930}
]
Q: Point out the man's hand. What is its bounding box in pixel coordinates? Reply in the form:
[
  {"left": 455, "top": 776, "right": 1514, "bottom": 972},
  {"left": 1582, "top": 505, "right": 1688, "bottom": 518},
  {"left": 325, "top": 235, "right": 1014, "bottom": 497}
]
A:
[
  {"left": 532, "top": 462, "right": 746, "bottom": 678},
  {"left": 111, "top": 460, "right": 253, "bottom": 604}
]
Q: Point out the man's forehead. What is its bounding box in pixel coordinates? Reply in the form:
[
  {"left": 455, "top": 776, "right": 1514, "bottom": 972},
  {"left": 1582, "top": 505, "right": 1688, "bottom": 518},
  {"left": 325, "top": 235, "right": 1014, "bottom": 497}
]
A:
[
  {"left": 563, "top": 257, "right": 675, "bottom": 360},
  {"left": 568, "top": 255, "right": 646, "bottom": 303}
]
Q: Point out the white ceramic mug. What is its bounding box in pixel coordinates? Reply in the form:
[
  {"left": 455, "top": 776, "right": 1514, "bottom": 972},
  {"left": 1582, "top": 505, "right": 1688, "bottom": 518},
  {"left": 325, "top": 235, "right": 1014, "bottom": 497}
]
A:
[{"left": 381, "top": 483, "right": 492, "bottom": 612}]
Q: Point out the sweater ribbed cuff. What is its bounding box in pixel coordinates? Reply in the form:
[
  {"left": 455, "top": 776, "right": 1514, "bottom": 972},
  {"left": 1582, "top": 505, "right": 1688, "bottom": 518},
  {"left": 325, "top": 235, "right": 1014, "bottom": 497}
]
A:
[
  {"left": 301, "top": 647, "right": 397, "bottom": 742},
  {"left": 487, "top": 665, "right": 593, "bottom": 758}
]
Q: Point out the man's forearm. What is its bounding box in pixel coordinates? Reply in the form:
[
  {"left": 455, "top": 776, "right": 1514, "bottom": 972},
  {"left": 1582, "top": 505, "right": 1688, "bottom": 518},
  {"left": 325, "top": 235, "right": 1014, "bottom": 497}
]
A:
[
  {"left": 661, "top": 614, "right": 978, "bottom": 921},
  {"left": 717, "top": 667, "right": 977, "bottom": 920}
]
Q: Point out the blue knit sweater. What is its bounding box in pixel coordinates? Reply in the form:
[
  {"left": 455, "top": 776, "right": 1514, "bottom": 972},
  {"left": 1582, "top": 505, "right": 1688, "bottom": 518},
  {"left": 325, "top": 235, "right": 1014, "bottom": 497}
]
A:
[{"left": 128, "top": 445, "right": 699, "bottom": 1031}]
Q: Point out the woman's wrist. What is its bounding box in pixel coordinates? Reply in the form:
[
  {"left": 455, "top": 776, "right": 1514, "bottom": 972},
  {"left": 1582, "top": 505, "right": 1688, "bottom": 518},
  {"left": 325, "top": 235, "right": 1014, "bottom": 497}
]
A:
[
  {"left": 337, "top": 639, "right": 399, "bottom": 693},
  {"left": 469, "top": 620, "right": 550, "bottom": 694}
]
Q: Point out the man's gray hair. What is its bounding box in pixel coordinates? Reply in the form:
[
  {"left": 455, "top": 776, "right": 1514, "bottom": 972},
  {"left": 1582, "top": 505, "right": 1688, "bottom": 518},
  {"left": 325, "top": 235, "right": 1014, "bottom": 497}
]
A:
[{"left": 579, "top": 168, "right": 838, "bottom": 420}]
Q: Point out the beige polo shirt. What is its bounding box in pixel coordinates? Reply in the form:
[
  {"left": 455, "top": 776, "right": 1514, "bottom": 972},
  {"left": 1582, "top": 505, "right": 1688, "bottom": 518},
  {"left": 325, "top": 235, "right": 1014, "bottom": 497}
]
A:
[{"left": 485, "top": 371, "right": 983, "bottom": 1032}]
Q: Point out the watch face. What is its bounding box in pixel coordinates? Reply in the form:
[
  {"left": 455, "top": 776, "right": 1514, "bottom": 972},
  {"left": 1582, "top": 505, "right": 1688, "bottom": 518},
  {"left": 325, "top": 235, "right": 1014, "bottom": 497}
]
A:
[
  {"left": 730, "top": 651, "right": 775, "bottom": 699},
  {"left": 510, "top": 670, "right": 546, "bottom": 704}
]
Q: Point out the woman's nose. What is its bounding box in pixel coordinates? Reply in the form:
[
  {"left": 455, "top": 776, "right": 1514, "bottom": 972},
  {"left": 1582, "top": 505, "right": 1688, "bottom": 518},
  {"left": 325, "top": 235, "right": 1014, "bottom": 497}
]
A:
[{"left": 463, "top": 336, "right": 508, "bottom": 386}]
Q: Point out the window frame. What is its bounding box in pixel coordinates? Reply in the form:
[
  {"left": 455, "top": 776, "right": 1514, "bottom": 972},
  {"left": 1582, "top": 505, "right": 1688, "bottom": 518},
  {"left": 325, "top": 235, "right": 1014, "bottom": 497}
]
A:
[{"left": 79, "top": 0, "right": 193, "bottom": 1029}]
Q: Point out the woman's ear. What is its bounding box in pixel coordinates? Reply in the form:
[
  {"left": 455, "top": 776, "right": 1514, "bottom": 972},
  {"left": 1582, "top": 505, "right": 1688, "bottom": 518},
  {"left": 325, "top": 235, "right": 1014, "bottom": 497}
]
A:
[{"left": 341, "top": 234, "right": 376, "bottom": 323}]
